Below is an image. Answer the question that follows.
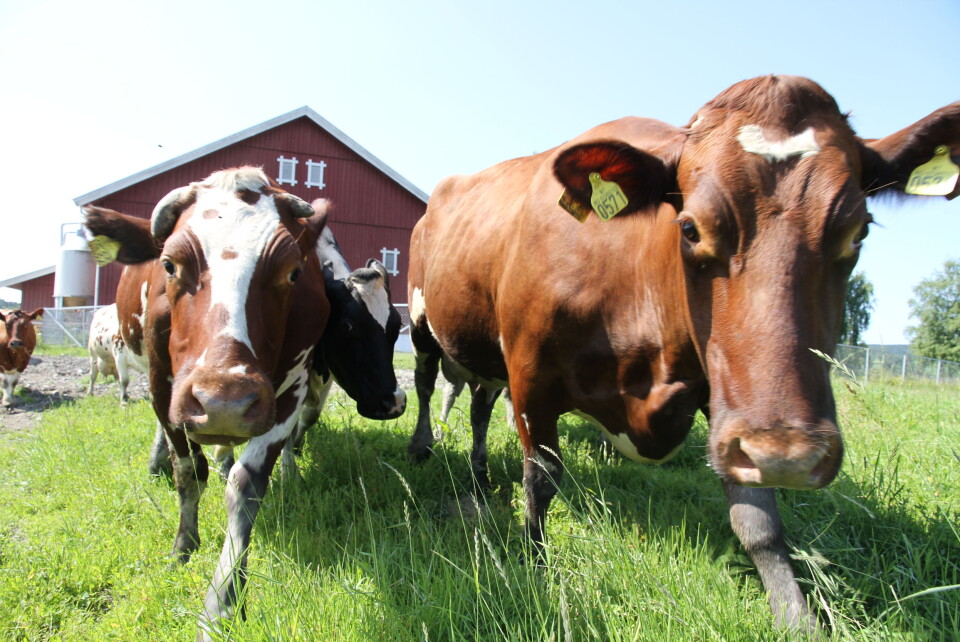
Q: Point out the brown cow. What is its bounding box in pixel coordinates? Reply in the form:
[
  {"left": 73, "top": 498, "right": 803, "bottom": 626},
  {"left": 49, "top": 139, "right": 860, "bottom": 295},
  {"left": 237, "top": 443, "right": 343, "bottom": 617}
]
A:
[
  {"left": 408, "top": 75, "right": 960, "bottom": 630},
  {"left": 0, "top": 308, "right": 44, "bottom": 407},
  {"left": 83, "top": 167, "right": 329, "bottom": 640}
]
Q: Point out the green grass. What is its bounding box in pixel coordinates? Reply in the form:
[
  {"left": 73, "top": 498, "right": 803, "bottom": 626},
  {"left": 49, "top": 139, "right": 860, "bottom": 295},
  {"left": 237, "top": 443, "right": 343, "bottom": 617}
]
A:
[{"left": 1, "top": 373, "right": 958, "bottom": 640}]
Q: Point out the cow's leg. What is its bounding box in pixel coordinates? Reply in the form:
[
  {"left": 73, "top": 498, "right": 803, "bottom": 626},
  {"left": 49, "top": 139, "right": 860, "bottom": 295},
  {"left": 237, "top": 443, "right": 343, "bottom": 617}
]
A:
[
  {"left": 502, "top": 387, "right": 516, "bottom": 429},
  {"left": 282, "top": 373, "right": 332, "bottom": 480},
  {"left": 511, "top": 383, "right": 564, "bottom": 558},
  {"left": 87, "top": 354, "right": 99, "bottom": 396},
  {"left": 1, "top": 372, "right": 19, "bottom": 407},
  {"left": 115, "top": 350, "right": 130, "bottom": 406},
  {"left": 148, "top": 421, "right": 173, "bottom": 477},
  {"left": 468, "top": 384, "right": 501, "bottom": 492},
  {"left": 212, "top": 446, "right": 236, "bottom": 480},
  {"left": 439, "top": 377, "right": 465, "bottom": 424},
  {"left": 198, "top": 437, "right": 283, "bottom": 641},
  {"left": 167, "top": 428, "right": 209, "bottom": 562},
  {"left": 723, "top": 482, "right": 814, "bottom": 632},
  {"left": 408, "top": 348, "right": 441, "bottom": 462}
]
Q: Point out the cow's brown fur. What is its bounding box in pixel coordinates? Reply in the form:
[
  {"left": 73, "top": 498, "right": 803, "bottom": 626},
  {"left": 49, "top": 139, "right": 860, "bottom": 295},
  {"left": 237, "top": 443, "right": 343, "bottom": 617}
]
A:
[{"left": 409, "top": 75, "right": 960, "bottom": 630}]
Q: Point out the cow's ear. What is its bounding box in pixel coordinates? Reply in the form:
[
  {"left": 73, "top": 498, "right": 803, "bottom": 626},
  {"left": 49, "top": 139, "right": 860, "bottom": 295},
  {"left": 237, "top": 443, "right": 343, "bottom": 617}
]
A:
[
  {"left": 83, "top": 206, "right": 161, "bottom": 264},
  {"left": 151, "top": 186, "right": 197, "bottom": 241},
  {"left": 860, "top": 102, "right": 960, "bottom": 200},
  {"left": 28, "top": 308, "right": 43, "bottom": 319},
  {"left": 0, "top": 311, "right": 6, "bottom": 322},
  {"left": 553, "top": 140, "right": 675, "bottom": 220}
]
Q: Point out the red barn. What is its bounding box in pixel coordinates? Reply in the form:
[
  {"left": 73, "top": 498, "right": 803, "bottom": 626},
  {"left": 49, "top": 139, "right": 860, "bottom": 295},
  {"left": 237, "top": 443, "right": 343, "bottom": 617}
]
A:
[
  {"left": 3, "top": 107, "right": 427, "bottom": 327},
  {"left": 75, "top": 106, "right": 427, "bottom": 309}
]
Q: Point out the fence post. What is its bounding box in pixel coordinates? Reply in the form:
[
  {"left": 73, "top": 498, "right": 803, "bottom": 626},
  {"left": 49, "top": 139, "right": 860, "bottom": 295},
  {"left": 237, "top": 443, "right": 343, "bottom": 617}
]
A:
[
  {"left": 864, "top": 347, "right": 870, "bottom": 385},
  {"left": 901, "top": 354, "right": 907, "bottom": 383},
  {"left": 936, "top": 360, "right": 942, "bottom": 384}
]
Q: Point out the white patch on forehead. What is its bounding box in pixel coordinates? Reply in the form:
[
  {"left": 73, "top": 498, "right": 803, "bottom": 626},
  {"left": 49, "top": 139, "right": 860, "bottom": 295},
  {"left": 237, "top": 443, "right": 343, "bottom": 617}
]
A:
[
  {"left": 410, "top": 287, "right": 426, "bottom": 326},
  {"left": 228, "top": 365, "right": 247, "bottom": 375},
  {"left": 737, "top": 125, "right": 820, "bottom": 162},
  {"left": 354, "top": 278, "right": 390, "bottom": 331},
  {"left": 187, "top": 176, "right": 280, "bottom": 355}
]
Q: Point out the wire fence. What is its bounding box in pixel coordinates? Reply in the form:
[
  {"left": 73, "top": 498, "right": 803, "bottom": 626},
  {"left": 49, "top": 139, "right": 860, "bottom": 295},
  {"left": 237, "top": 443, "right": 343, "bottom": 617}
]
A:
[
  {"left": 37, "top": 307, "right": 959, "bottom": 385},
  {"left": 833, "top": 344, "right": 960, "bottom": 385}
]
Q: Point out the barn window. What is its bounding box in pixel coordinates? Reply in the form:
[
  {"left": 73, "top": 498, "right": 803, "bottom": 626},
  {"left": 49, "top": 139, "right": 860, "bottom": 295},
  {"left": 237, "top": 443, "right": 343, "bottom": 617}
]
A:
[
  {"left": 276, "top": 156, "right": 298, "bottom": 186},
  {"left": 305, "top": 159, "right": 327, "bottom": 189},
  {"left": 380, "top": 247, "right": 400, "bottom": 276}
]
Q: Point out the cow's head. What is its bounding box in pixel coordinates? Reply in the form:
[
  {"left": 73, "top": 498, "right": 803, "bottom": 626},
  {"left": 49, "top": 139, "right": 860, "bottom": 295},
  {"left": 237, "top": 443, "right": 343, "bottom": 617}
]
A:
[
  {"left": 0, "top": 308, "right": 43, "bottom": 350},
  {"left": 84, "top": 167, "right": 328, "bottom": 445},
  {"left": 554, "top": 75, "right": 959, "bottom": 490},
  {"left": 317, "top": 258, "right": 406, "bottom": 419}
]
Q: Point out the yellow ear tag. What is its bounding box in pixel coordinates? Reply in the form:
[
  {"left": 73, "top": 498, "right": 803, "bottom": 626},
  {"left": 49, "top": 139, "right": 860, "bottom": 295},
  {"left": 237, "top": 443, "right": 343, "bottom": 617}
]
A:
[
  {"left": 558, "top": 189, "right": 591, "bottom": 223},
  {"left": 905, "top": 146, "right": 959, "bottom": 196},
  {"left": 588, "top": 172, "right": 629, "bottom": 221},
  {"left": 88, "top": 235, "right": 121, "bottom": 266}
]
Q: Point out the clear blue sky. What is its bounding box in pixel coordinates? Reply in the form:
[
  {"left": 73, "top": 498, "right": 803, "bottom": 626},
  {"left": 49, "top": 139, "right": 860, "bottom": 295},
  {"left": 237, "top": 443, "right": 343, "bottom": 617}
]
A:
[{"left": 1, "top": 0, "right": 957, "bottom": 344}]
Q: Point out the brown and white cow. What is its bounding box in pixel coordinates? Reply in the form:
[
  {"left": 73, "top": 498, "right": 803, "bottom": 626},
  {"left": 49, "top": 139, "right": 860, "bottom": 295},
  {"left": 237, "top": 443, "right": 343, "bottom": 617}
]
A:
[
  {"left": 87, "top": 303, "right": 143, "bottom": 405},
  {"left": 408, "top": 75, "right": 960, "bottom": 630},
  {"left": 83, "top": 167, "right": 329, "bottom": 640},
  {"left": 0, "top": 308, "right": 44, "bottom": 407}
]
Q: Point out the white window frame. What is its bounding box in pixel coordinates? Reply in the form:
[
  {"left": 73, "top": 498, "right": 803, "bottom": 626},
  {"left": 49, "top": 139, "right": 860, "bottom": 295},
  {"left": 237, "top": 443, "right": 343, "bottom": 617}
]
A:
[
  {"left": 380, "top": 247, "right": 400, "bottom": 276},
  {"left": 305, "top": 159, "right": 327, "bottom": 189},
  {"left": 276, "top": 155, "right": 298, "bottom": 186}
]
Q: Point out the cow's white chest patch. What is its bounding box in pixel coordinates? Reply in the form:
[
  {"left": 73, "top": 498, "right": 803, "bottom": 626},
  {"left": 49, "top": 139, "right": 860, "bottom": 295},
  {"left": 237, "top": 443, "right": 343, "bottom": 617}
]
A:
[
  {"left": 571, "top": 410, "right": 683, "bottom": 464},
  {"left": 188, "top": 190, "right": 280, "bottom": 355},
  {"left": 737, "top": 125, "right": 820, "bottom": 162}
]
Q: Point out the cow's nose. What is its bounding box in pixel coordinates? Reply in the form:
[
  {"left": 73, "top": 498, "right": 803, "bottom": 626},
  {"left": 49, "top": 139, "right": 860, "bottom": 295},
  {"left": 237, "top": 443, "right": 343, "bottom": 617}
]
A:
[
  {"left": 718, "top": 419, "right": 843, "bottom": 490},
  {"left": 183, "top": 376, "right": 275, "bottom": 435},
  {"left": 9, "top": 340, "right": 23, "bottom": 349},
  {"left": 383, "top": 388, "right": 407, "bottom": 417}
]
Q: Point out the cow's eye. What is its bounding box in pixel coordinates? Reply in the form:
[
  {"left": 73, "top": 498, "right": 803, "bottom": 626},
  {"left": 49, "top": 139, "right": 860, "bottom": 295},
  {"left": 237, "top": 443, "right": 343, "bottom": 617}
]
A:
[
  {"left": 288, "top": 268, "right": 301, "bottom": 284},
  {"left": 855, "top": 222, "right": 870, "bottom": 244},
  {"left": 681, "top": 220, "right": 700, "bottom": 243},
  {"left": 341, "top": 320, "right": 353, "bottom": 333},
  {"left": 161, "top": 260, "right": 176, "bottom": 276}
]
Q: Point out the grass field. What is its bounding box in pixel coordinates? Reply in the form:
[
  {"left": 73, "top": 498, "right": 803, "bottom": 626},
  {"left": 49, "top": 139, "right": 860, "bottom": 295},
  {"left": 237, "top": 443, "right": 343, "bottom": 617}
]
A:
[{"left": 0, "top": 362, "right": 958, "bottom": 640}]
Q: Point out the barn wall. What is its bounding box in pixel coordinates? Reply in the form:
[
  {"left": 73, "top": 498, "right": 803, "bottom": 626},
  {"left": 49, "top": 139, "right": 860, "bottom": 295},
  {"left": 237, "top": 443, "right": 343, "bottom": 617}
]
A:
[
  {"left": 17, "top": 274, "right": 56, "bottom": 311},
  {"left": 83, "top": 116, "right": 425, "bottom": 305}
]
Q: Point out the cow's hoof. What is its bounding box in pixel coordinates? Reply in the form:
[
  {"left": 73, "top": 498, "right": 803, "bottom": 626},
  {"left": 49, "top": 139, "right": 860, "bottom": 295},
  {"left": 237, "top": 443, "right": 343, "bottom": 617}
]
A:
[{"left": 407, "top": 443, "right": 434, "bottom": 464}]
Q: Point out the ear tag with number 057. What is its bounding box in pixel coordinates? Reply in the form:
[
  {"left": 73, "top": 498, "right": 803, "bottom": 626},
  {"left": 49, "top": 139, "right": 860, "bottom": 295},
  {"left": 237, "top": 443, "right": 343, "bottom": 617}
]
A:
[
  {"left": 905, "top": 145, "right": 959, "bottom": 196},
  {"left": 589, "top": 173, "right": 628, "bottom": 221}
]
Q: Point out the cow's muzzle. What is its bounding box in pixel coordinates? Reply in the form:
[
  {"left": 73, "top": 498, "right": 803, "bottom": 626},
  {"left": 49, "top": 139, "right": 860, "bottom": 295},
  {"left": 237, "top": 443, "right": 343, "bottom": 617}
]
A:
[
  {"left": 711, "top": 417, "right": 843, "bottom": 490},
  {"left": 358, "top": 388, "right": 406, "bottom": 420},
  {"left": 170, "top": 368, "right": 276, "bottom": 442}
]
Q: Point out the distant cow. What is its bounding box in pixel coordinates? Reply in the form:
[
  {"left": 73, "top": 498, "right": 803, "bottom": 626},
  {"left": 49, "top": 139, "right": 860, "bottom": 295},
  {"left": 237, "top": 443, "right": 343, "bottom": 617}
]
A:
[
  {"left": 408, "top": 75, "right": 959, "bottom": 630},
  {"left": 0, "top": 308, "right": 44, "bottom": 407},
  {"left": 87, "top": 303, "right": 143, "bottom": 405},
  {"left": 83, "top": 167, "right": 330, "bottom": 640}
]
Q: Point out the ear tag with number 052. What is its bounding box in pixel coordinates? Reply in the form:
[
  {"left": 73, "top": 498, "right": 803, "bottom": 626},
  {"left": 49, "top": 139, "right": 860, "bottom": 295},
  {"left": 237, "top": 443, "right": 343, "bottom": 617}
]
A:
[
  {"left": 589, "top": 172, "right": 628, "bottom": 221},
  {"left": 905, "top": 146, "right": 959, "bottom": 196}
]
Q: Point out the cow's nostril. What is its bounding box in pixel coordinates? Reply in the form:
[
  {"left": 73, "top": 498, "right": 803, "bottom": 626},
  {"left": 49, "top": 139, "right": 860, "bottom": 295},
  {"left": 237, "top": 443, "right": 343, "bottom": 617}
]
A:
[{"left": 727, "top": 438, "right": 762, "bottom": 484}]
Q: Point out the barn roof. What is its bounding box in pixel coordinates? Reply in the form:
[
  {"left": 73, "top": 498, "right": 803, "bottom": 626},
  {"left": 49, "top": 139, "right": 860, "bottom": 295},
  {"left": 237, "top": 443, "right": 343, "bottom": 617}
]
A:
[
  {"left": 0, "top": 265, "right": 55, "bottom": 289},
  {"left": 73, "top": 106, "right": 428, "bottom": 205}
]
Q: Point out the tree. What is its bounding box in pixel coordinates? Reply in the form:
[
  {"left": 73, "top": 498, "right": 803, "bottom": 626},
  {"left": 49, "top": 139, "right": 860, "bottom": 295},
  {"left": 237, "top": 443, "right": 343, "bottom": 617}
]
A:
[
  {"left": 907, "top": 260, "right": 960, "bottom": 361},
  {"left": 839, "top": 271, "right": 875, "bottom": 346}
]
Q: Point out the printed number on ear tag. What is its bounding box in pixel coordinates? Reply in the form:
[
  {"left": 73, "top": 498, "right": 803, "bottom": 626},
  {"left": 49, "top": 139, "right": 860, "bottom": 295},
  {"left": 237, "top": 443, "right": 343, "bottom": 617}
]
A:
[
  {"left": 589, "top": 173, "right": 629, "bottom": 221},
  {"left": 88, "top": 235, "right": 121, "bottom": 266},
  {"left": 905, "top": 146, "right": 959, "bottom": 196}
]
